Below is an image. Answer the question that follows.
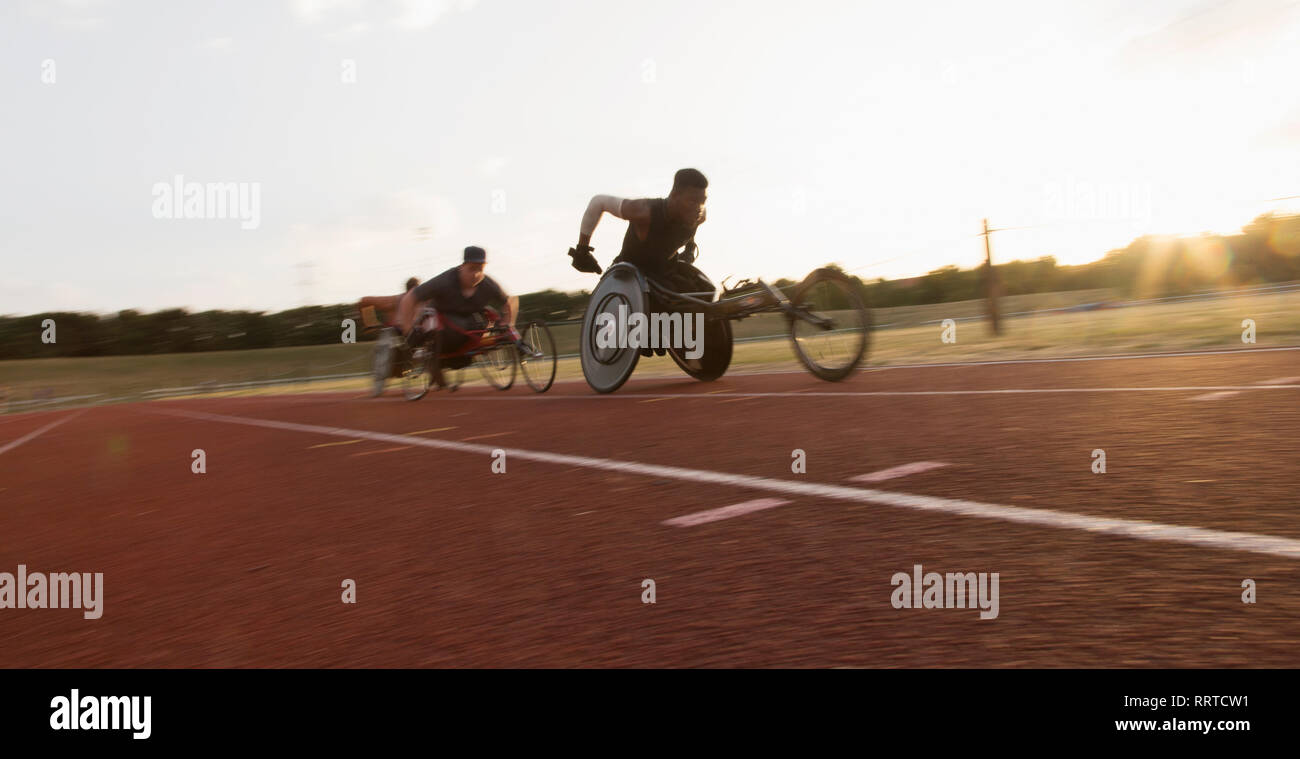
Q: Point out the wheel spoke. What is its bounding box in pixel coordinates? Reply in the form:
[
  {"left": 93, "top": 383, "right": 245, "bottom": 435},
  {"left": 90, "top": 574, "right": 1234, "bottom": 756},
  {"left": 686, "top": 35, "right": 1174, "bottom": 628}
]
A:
[
  {"left": 520, "top": 322, "right": 557, "bottom": 393},
  {"left": 789, "top": 273, "right": 869, "bottom": 381}
]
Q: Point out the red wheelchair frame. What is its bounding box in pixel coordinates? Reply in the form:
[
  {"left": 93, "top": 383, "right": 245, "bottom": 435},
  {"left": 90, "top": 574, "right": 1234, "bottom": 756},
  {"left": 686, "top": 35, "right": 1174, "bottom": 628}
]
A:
[{"left": 364, "top": 304, "right": 557, "bottom": 399}]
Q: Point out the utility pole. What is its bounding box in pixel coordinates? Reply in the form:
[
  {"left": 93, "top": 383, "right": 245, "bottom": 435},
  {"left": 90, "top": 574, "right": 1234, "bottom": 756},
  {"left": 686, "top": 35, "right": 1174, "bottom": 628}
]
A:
[{"left": 982, "top": 218, "right": 1002, "bottom": 336}]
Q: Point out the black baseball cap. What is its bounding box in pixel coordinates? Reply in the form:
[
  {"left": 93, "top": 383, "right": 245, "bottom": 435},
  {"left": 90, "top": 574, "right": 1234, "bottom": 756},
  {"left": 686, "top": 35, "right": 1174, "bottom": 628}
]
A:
[{"left": 463, "top": 246, "right": 487, "bottom": 263}]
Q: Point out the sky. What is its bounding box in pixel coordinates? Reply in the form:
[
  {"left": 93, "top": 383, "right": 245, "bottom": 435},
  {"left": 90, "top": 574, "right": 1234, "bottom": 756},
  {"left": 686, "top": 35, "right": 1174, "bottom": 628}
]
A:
[{"left": 2, "top": 0, "right": 1299, "bottom": 316}]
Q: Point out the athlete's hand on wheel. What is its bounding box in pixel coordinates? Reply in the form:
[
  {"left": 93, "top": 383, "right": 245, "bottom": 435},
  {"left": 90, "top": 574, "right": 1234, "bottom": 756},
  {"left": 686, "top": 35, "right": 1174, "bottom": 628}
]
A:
[{"left": 569, "top": 245, "right": 602, "bottom": 274}]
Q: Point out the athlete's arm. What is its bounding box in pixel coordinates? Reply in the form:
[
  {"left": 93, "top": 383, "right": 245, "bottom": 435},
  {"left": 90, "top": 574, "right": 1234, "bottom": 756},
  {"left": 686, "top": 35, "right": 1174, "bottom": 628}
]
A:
[
  {"left": 397, "top": 278, "right": 440, "bottom": 335},
  {"left": 395, "top": 290, "right": 419, "bottom": 334},
  {"left": 357, "top": 295, "right": 401, "bottom": 328},
  {"left": 678, "top": 208, "right": 705, "bottom": 262},
  {"left": 483, "top": 278, "right": 519, "bottom": 329},
  {"left": 576, "top": 195, "right": 653, "bottom": 250},
  {"left": 358, "top": 295, "right": 400, "bottom": 312},
  {"left": 500, "top": 295, "right": 519, "bottom": 329}
]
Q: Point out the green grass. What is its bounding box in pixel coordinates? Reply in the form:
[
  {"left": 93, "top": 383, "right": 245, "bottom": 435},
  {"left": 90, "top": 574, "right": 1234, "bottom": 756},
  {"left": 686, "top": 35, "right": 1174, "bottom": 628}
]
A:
[{"left": 2, "top": 289, "right": 1297, "bottom": 410}]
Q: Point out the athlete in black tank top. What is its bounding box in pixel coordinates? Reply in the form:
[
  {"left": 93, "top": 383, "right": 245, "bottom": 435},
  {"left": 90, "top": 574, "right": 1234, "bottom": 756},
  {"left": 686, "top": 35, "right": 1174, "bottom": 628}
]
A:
[
  {"left": 614, "top": 197, "right": 700, "bottom": 278},
  {"left": 568, "top": 168, "right": 709, "bottom": 280}
]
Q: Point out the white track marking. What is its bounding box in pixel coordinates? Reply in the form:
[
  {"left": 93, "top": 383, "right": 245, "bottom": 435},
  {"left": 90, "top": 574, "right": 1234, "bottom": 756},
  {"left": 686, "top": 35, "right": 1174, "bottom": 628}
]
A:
[
  {"left": 717, "top": 346, "right": 1300, "bottom": 377},
  {"left": 860, "top": 345, "right": 1300, "bottom": 370},
  {"left": 4, "top": 394, "right": 102, "bottom": 408},
  {"left": 149, "top": 407, "right": 1300, "bottom": 559},
  {"left": 663, "top": 498, "right": 793, "bottom": 527},
  {"left": 852, "top": 462, "right": 949, "bottom": 482},
  {"left": 355, "top": 384, "right": 1300, "bottom": 402},
  {"left": 0, "top": 409, "right": 87, "bottom": 457},
  {"left": 1192, "top": 391, "right": 1241, "bottom": 400},
  {"left": 5, "top": 346, "right": 1297, "bottom": 419}
]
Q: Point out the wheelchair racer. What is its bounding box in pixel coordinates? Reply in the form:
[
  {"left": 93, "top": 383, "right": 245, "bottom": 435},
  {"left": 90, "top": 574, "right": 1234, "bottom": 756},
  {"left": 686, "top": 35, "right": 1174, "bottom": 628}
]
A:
[
  {"left": 568, "top": 167, "right": 710, "bottom": 355},
  {"left": 357, "top": 277, "right": 420, "bottom": 328},
  {"left": 396, "top": 246, "right": 521, "bottom": 388}
]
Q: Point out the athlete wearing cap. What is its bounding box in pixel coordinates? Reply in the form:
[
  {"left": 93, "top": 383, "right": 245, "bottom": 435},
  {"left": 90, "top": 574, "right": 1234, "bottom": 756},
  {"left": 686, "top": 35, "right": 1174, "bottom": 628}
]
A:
[{"left": 396, "top": 246, "right": 519, "bottom": 386}]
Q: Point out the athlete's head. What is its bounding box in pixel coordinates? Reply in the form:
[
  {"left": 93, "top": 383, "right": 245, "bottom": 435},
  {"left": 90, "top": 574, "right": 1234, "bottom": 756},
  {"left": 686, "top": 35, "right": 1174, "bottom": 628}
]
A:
[
  {"left": 459, "top": 246, "right": 487, "bottom": 289},
  {"left": 405, "top": 277, "right": 419, "bottom": 292},
  {"left": 667, "top": 168, "right": 707, "bottom": 226}
]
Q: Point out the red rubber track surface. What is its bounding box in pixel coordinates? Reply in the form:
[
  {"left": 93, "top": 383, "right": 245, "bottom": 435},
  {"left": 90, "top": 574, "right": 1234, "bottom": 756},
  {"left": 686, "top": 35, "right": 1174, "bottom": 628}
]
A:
[{"left": 1, "top": 350, "right": 1298, "bottom": 667}]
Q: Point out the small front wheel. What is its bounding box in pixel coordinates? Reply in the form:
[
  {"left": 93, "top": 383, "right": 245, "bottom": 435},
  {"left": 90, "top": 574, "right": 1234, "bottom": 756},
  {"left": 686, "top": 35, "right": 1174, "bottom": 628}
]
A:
[
  {"left": 518, "top": 321, "right": 558, "bottom": 393},
  {"left": 788, "top": 268, "right": 871, "bottom": 381}
]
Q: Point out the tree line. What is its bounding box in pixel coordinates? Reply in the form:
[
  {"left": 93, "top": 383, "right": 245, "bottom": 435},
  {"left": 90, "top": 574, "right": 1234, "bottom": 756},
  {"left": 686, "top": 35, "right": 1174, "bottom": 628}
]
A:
[{"left": 3, "top": 213, "right": 1297, "bottom": 360}]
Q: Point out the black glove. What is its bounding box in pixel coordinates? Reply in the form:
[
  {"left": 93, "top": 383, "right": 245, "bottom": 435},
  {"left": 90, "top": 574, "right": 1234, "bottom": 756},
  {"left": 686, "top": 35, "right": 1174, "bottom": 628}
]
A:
[{"left": 569, "top": 245, "right": 602, "bottom": 274}]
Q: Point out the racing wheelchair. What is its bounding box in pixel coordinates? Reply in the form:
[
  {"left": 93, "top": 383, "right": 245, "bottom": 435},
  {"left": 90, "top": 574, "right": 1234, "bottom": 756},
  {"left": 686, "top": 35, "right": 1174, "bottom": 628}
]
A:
[
  {"left": 576, "top": 254, "right": 872, "bottom": 393},
  {"left": 363, "top": 306, "right": 559, "bottom": 400}
]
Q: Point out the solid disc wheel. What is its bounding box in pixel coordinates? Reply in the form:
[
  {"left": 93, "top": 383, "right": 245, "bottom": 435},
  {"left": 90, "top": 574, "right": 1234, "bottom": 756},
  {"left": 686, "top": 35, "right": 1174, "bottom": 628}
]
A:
[{"left": 579, "top": 268, "right": 645, "bottom": 393}]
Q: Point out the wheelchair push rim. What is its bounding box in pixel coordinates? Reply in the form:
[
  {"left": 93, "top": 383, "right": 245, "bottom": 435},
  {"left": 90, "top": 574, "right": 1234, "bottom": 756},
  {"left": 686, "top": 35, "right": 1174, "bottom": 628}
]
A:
[
  {"left": 475, "top": 340, "right": 517, "bottom": 390},
  {"left": 402, "top": 348, "right": 434, "bottom": 400}
]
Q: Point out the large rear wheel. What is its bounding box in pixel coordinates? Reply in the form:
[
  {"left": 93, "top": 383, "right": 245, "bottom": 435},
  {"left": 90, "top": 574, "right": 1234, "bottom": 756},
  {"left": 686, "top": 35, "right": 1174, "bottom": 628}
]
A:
[
  {"left": 402, "top": 333, "right": 440, "bottom": 401},
  {"left": 476, "top": 341, "right": 517, "bottom": 390},
  {"left": 580, "top": 267, "right": 645, "bottom": 393},
  {"left": 666, "top": 316, "right": 732, "bottom": 381},
  {"left": 788, "top": 268, "right": 871, "bottom": 381}
]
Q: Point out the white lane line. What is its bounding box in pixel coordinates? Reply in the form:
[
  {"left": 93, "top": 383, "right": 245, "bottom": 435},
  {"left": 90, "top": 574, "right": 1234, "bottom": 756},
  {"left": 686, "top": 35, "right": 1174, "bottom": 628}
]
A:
[
  {"left": 663, "top": 498, "right": 793, "bottom": 527},
  {"left": 852, "top": 462, "right": 950, "bottom": 483},
  {"left": 149, "top": 407, "right": 1300, "bottom": 560},
  {"left": 862, "top": 345, "right": 1300, "bottom": 369},
  {"left": 724, "top": 346, "right": 1300, "bottom": 375},
  {"left": 4, "top": 394, "right": 102, "bottom": 408},
  {"left": 1191, "top": 391, "right": 1241, "bottom": 400},
  {"left": 0, "top": 409, "right": 87, "bottom": 457},
  {"left": 367, "top": 384, "right": 1300, "bottom": 402},
  {"left": 6, "top": 346, "right": 1298, "bottom": 417}
]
